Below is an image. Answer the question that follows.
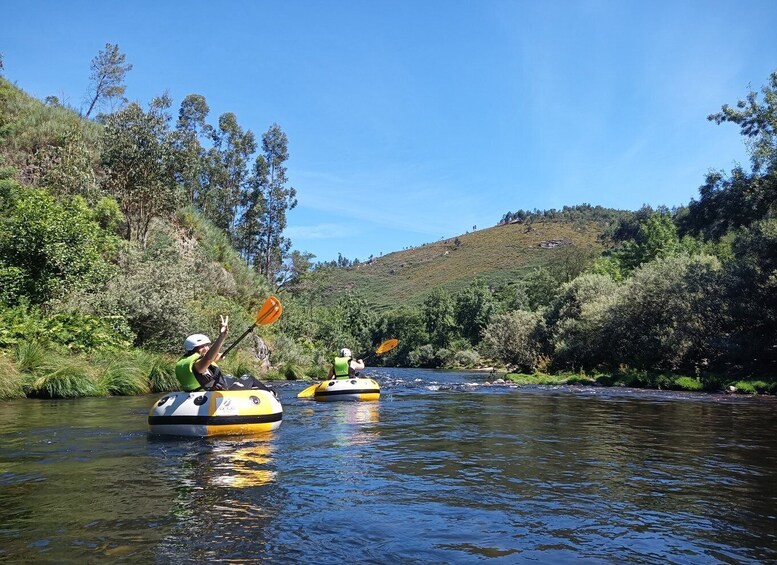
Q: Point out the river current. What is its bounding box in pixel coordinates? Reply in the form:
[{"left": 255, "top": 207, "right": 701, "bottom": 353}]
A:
[{"left": 1, "top": 367, "right": 776, "bottom": 563}]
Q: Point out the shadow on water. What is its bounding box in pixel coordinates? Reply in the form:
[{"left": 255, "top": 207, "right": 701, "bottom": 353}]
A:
[{"left": 1, "top": 368, "right": 776, "bottom": 562}]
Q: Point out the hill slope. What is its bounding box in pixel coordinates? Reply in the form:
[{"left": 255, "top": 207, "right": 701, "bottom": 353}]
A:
[{"left": 303, "top": 220, "right": 608, "bottom": 308}]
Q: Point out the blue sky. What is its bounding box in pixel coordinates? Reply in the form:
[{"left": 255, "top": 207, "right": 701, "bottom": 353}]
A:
[{"left": 3, "top": 1, "right": 777, "bottom": 263}]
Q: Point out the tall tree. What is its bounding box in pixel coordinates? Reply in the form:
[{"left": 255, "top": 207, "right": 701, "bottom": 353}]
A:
[
  {"left": 454, "top": 279, "right": 495, "bottom": 344},
  {"left": 256, "top": 123, "right": 297, "bottom": 282},
  {"left": 681, "top": 70, "right": 777, "bottom": 239},
  {"left": 84, "top": 43, "right": 133, "bottom": 118},
  {"left": 203, "top": 113, "right": 255, "bottom": 235},
  {"left": 101, "top": 95, "right": 178, "bottom": 246},
  {"left": 423, "top": 288, "right": 456, "bottom": 348},
  {"left": 172, "top": 94, "right": 210, "bottom": 206}
]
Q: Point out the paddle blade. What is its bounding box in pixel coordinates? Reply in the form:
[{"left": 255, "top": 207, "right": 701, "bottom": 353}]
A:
[
  {"left": 256, "top": 296, "right": 282, "bottom": 325},
  {"left": 376, "top": 338, "right": 399, "bottom": 354},
  {"left": 297, "top": 383, "right": 318, "bottom": 398}
]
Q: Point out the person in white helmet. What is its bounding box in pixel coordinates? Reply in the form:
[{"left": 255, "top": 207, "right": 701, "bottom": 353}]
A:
[
  {"left": 175, "top": 315, "right": 230, "bottom": 391},
  {"left": 327, "top": 347, "right": 366, "bottom": 379}
]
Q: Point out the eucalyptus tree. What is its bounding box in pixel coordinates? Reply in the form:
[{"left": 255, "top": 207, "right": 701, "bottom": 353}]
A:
[
  {"left": 84, "top": 43, "right": 133, "bottom": 118},
  {"left": 203, "top": 113, "right": 256, "bottom": 236},
  {"left": 255, "top": 123, "right": 297, "bottom": 283},
  {"left": 172, "top": 94, "right": 211, "bottom": 206},
  {"left": 275, "top": 250, "right": 315, "bottom": 289},
  {"left": 101, "top": 95, "right": 179, "bottom": 247}
]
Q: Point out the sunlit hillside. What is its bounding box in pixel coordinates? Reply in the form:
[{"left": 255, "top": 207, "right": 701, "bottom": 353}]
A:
[{"left": 303, "top": 219, "right": 608, "bottom": 308}]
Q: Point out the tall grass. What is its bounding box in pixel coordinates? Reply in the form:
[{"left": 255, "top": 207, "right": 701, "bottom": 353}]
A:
[
  {"left": 0, "top": 354, "right": 25, "bottom": 400},
  {"left": 26, "top": 356, "right": 105, "bottom": 399},
  {"left": 15, "top": 341, "right": 46, "bottom": 373},
  {"left": 99, "top": 362, "right": 150, "bottom": 396},
  {"left": 146, "top": 352, "right": 178, "bottom": 392}
]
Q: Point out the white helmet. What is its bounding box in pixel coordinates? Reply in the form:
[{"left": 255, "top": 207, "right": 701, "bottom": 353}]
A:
[
  {"left": 340, "top": 348, "right": 352, "bottom": 357},
  {"left": 184, "top": 334, "right": 211, "bottom": 353}
]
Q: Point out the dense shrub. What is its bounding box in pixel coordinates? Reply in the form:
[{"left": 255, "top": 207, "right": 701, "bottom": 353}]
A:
[
  {"left": 0, "top": 186, "right": 117, "bottom": 305},
  {"left": 608, "top": 255, "right": 725, "bottom": 371},
  {"left": 548, "top": 274, "right": 620, "bottom": 369},
  {"left": 481, "top": 310, "right": 547, "bottom": 372},
  {"left": 452, "top": 349, "right": 480, "bottom": 368}
]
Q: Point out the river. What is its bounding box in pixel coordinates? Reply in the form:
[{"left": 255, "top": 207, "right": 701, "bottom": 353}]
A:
[{"left": 1, "top": 367, "right": 776, "bottom": 563}]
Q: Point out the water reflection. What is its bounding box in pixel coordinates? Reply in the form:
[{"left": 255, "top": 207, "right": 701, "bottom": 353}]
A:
[{"left": 210, "top": 440, "right": 276, "bottom": 488}]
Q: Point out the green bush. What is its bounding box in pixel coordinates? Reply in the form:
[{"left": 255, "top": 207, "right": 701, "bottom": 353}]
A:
[
  {"left": 607, "top": 255, "right": 725, "bottom": 372},
  {"left": 42, "top": 310, "right": 133, "bottom": 352},
  {"left": 0, "top": 187, "right": 117, "bottom": 305},
  {"left": 672, "top": 376, "right": 704, "bottom": 391},
  {"left": 481, "top": 310, "right": 547, "bottom": 372},
  {"left": 452, "top": 349, "right": 480, "bottom": 368}
]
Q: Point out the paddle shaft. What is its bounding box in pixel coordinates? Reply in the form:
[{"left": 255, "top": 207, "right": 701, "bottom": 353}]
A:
[{"left": 220, "top": 323, "right": 256, "bottom": 358}]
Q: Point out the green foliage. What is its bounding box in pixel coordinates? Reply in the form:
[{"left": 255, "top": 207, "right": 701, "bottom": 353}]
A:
[
  {"left": 617, "top": 213, "right": 681, "bottom": 271},
  {"left": 174, "top": 207, "right": 271, "bottom": 306},
  {"left": 726, "top": 219, "right": 777, "bottom": 371},
  {"left": 547, "top": 274, "right": 620, "bottom": 369},
  {"left": 310, "top": 292, "right": 376, "bottom": 355},
  {"left": 608, "top": 255, "right": 725, "bottom": 371},
  {"left": 524, "top": 267, "right": 562, "bottom": 311},
  {"left": 84, "top": 43, "right": 133, "bottom": 118},
  {"left": 99, "top": 361, "right": 150, "bottom": 396},
  {"left": 40, "top": 310, "right": 133, "bottom": 352},
  {"left": 0, "top": 78, "right": 102, "bottom": 170},
  {"left": 14, "top": 340, "right": 46, "bottom": 373},
  {"left": 407, "top": 344, "right": 438, "bottom": 368},
  {"left": 300, "top": 220, "right": 606, "bottom": 310},
  {"left": 25, "top": 356, "right": 104, "bottom": 399},
  {"left": 240, "top": 123, "right": 298, "bottom": 284},
  {"left": 587, "top": 256, "right": 624, "bottom": 281},
  {"left": 481, "top": 310, "right": 547, "bottom": 372},
  {"left": 672, "top": 376, "right": 704, "bottom": 391},
  {"left": 24, "top": 124, "right": 100, "bottom": 202},
  {"left": 452, "top": 349, "right": 481, "bottom": 369},
  {"left": 101, "top": 98, "right": 180, "bottom": 246},
  {"left": 0, "top": 186, "right": 117, "bottom": 305},
  {"left": 145, "top": 352, "right": 178, "bottom": 392},
  {"left": 274, "top": 361, "right": 306, "bottom": 381},
  {"left": 373, "top": 307, "right": 427, "bottom": 366},
  {"left": 423, "top": 288, "right": 456, "bottom": 347},
  {"left": 454, "top": 279, "right": 495, "bottom": 344},
  {"left": 681, "top": 71, "right": 777, "bottom": 239},
  {"left": 86, "top": 243, "right": 199, "bottom": 352},
  {"left": 0, "top": 353, "right": 24, "bottom": 400},
  {"left": 733, "top": 380, "right": 776, "bottom": 394}
]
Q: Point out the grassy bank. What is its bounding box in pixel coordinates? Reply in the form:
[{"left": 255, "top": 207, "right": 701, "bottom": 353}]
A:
[
  {"left": 503, "top": 369, "right": 777, "bottom": 395},
  {"left": 0, "top": 344, "right": 295, "bottom": 401}
]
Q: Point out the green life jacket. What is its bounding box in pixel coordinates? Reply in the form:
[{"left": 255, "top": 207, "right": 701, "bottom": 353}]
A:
[
  {"left": 175, "top": 352, "right": 221, "bottom": 391},
  {"left": 333, "top": 356, "right": 351, "bottom": 378}
]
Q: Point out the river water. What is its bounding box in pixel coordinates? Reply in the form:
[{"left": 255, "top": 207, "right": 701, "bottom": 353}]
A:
[{"left": 1, "top": 367, "right": 776, "bottom": 563}]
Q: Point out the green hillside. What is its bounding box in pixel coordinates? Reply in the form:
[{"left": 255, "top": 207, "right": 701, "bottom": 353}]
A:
[{"left": 304, "top": 219, "right": 607, "bottom": 308}]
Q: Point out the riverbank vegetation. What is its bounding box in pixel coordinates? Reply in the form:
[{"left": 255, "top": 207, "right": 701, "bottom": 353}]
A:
[{"left": 1, "top": 47, "right": 775, "bottom": 399}]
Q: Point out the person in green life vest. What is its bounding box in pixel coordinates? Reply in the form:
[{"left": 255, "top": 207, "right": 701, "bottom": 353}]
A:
[
  {"left": 327, "top": 347, "right": 366, "bottom": 379},
  {"left": 176, "top": 315, "right": 273, "bottom": 393}
]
